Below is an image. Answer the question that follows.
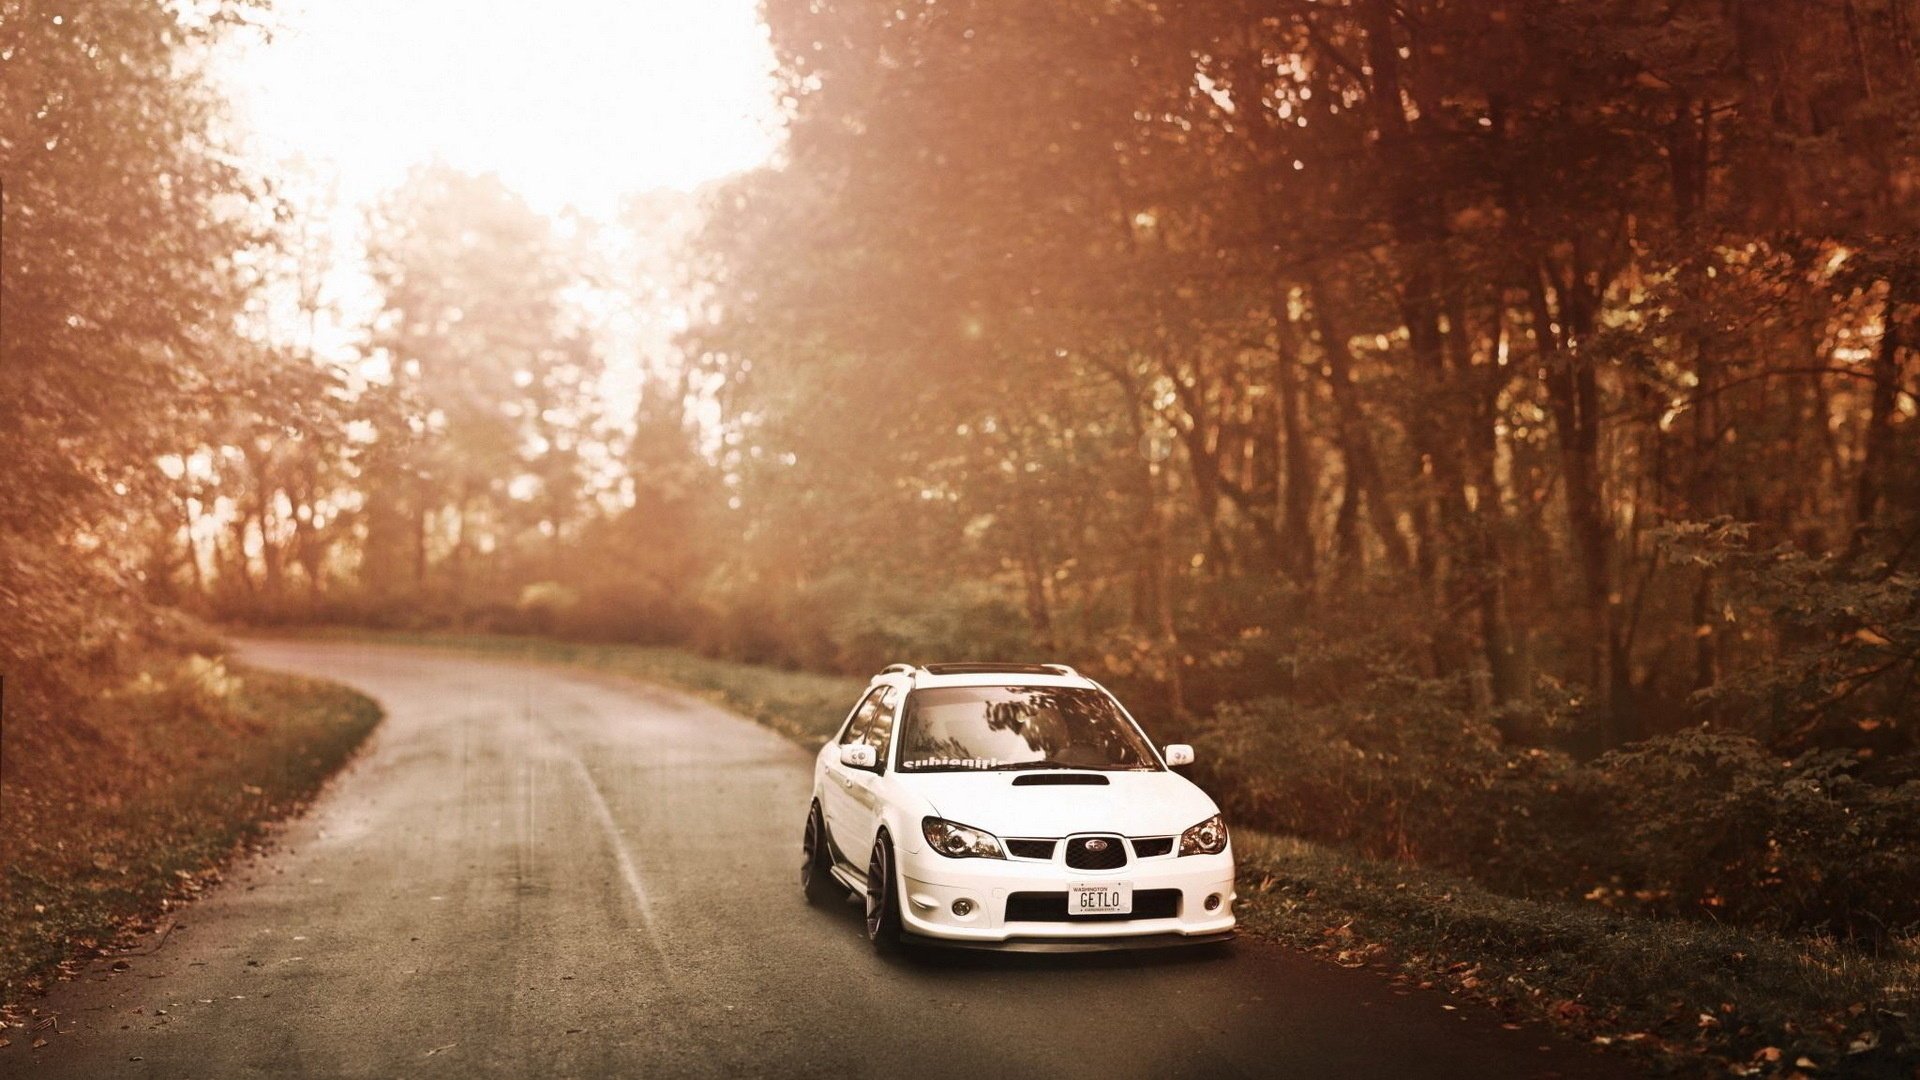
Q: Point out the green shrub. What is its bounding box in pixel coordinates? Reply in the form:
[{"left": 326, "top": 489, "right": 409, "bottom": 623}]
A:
[
  {"left": 1196, "top": 680, "right": 1920, "bottom": 941},
  {"left": 1192, "top": 676, "right": 1509, "bottom": 861},
  {"left": 1577, "top": 732, "right": 1920, "bottom": 939}
]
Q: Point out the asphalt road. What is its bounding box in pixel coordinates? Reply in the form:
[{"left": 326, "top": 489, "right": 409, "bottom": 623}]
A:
[{"left": 2, "top": 640, "right": 1636, "bottom": 1078}]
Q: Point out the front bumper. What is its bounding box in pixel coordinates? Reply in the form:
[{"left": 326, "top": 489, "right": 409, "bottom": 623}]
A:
[{"left": 896, "top": 843, "right": 1236, "bottom": 947}]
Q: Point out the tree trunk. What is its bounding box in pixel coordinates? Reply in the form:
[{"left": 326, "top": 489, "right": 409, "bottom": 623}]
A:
[
  {"left": 1166, "top": 366, "right": 1237, "bottom": 576},
  {"left": 1359, "top": 0, "right": 1476, "bottom": 680},
  {"left": 1854, "top": 279, "right": 1906, "bottom": 550},
  {"left": 1529, "top": 266, "right": 1626, "bottom": 743},
  {"left": 180, "top": 492, "right": 205, "bottom": 597},
  {"left": 412, "top": 504, "right": 429, "bottom": 588},
  {"left": 1273, "top": 311, "right": 1318, "bottom": 587},
  {"left": 1096, "top": 353, "right": 1188, "bottom": 722},
  {"left": 1308, "top": 282, "right": 1413, "bottom": 571},
  {"left": 1019, "top": 549, "right": 1057, "bottom": 654},
  {"left": 1459, "top": 315, "right": 1523, "bottom": 705}
]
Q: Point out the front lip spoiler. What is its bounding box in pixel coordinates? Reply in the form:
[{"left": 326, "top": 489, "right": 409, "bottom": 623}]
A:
[{"left": 899, "top": 930, "right": 1234, "bottom": 954}]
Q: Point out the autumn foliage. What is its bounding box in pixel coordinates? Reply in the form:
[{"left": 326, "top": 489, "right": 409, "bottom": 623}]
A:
[
  {"left": 685, "top": 0, "right": 1920, "bottom": 940},
  {"left": 5, "top": 0, "right": 1920, "bottom": 962}
]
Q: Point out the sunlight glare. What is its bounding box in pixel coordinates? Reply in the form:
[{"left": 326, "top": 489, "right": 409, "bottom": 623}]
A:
[{"left": 226, "top": 0, "right": 781, "bottom": 217}]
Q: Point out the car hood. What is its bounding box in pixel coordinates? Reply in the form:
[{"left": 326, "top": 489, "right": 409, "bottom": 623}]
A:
[{"left": 898, "top": 770, "right": 1219, "bottom": 838}]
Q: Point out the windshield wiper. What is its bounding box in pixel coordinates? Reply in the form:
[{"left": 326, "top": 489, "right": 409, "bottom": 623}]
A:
[{"left": 994, "top": 759, "right": 1104, "bottom": 772}]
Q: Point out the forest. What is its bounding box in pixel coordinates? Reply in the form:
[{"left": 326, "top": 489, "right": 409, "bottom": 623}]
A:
[{"left": 5, "top": 0, "right": 1920, "bottom": 990}]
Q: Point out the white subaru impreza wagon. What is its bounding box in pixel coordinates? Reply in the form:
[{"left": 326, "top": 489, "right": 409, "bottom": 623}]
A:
[{"left": 801, "top": 662, "right": 1235, "bottom": 952}]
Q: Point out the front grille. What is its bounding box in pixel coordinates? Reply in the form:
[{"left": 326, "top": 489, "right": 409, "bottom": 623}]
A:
[
  {"left": 1004, "top": 889, "right": 1182, "bottom": 923},
  {"left": 1131, "top": 836, "right": 1174, "bottom": 858},
  {"left": 1005, "top": 839, "right": 1057, "bottom": 860},
  {"left": 1065, "top": 835, "right": 1129, "bottom": 870}
]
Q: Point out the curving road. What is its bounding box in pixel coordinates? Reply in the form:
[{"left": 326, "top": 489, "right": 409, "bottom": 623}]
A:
[{"left": 2, "top": 640, "right": 1633, "bottom": 1078}]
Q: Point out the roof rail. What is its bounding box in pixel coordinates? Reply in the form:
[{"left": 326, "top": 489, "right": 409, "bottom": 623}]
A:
[
  {"left": 878, "top": 663, "right": 917, "bottom": 676},
  {"left": 1043, "top": 664, "right": 1080, "bottom": 678}
]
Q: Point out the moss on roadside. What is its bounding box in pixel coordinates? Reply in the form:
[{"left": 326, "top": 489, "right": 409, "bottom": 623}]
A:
[{"left": 0, "top": 657, "right": 381, "bottom": 1003}]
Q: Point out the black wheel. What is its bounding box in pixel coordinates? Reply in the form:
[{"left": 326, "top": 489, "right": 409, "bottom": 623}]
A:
[
  {"left": 801, "top": 803, "right": 838, "bottom": 904},
  {"left": 864, "top": 833, "right": 904, "bottom": 949}
]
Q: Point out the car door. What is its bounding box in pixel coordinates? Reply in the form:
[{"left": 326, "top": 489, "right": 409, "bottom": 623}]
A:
[
  {"left": 837, "top": 684, "right": 900, "bottom": 862},
  {"left": 822, "top": 687, "right": 887, "bottom": 861}
]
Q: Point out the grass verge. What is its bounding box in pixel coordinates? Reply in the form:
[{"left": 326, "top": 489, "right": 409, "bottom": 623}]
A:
[
  {"left": 266, "top": 628, "right": 1920, "bottom": 1077},
  {"left": 1233, "top": 832, "right": 1919, "bottom": 1077},
  {"left": 277, "top": 627, "right": 865, "bottom": 743},
  {"left": 0, "top": 652, "right": 381, "bottom": 1008}
]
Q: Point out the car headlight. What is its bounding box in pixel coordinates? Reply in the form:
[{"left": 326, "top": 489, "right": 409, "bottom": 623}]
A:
[
  {"left": 922, "top": 817, "right": 1006, "bottom": 859},
  {"left": 1179, "top": 813, "right": 1228, "bottom": 856}
]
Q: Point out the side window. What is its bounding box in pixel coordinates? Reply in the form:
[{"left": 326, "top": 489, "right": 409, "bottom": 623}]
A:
[
  {"left": 863, "top": 686, "right": 900, "bottom": 770},
  {"left": 838, "top": 688, "right": 886, "bottom": 747}
]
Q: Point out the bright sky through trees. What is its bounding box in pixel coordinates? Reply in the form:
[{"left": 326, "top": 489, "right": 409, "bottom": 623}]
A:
[
  {"left": 214, "top": 0, "right": 780, "bottom": 426},
  {"left": 224, "top": 0, "right": 782, "bottom": 218}
]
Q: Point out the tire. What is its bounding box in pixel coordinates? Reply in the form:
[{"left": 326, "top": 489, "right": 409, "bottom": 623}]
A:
[
  {"left": 864, "top": 833, "right": 905, "bottom": 950},
  {"left": 801, "top": 803, "right": 839, "bottom": 905}
]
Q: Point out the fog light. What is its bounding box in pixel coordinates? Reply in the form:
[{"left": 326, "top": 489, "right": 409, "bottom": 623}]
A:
[
  {"left": 1204, "top": 893, "right": 1222, "bottom": 911},
  {"left": 952, "top": 898, "right": 976, "bottom": 916}
]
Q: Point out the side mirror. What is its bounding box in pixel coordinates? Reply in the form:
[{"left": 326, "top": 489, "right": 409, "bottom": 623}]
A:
[
  {"left": 839, "top": 743, "right": 878, "bottom": 770},
  {"left": 1163, "top": 743, "right": 1195, "bottom": 767}
]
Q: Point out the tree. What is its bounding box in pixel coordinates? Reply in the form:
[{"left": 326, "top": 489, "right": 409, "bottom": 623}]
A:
[
  {"left": 0, "top": 0, "right": 270, "bottom": 708},
  {"left": 358, "top": 165, "right": 602, "bottom": 611}
]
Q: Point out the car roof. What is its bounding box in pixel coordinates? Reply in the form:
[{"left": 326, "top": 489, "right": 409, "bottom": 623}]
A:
[{"left": 868, "top": 662, "right": 1098, "bottom": 691}]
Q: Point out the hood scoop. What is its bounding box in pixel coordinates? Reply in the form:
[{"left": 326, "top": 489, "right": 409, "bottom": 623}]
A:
[{"left": 1010, "top": 773, "right": 1110, "bottom": 786}]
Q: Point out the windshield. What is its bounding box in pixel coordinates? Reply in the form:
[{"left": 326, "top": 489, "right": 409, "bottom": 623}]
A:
[{"left": 897, "top": 685, "right": 1161, "bottom": 772}]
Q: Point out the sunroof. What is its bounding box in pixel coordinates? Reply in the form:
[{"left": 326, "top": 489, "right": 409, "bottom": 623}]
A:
[{"left": 920, "top": 662, "right": 1067, "bottom": 676}]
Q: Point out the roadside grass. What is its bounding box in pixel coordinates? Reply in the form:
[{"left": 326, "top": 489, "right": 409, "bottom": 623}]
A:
[
  {"left": 278, "top": 627, "right": 865, "bottom": 743},
  {"left": 259, "top": 628, "right": 1920, "bottom": 1076},
  {"left": 1233, "top": 832, "right": 1920, "bottom": 1076},
  {"left": 0, "top": 655, "right": 381, "bottom": 1006}
]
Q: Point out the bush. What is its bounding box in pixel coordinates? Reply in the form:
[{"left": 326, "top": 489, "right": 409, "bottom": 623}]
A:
[
  {"left": 0, "top": 644, "right": 382, "bottom": 999},
  {"left": 1192, "top": 676, "right": 1510, "bottom": 862},
  {"left": 1195, "top": 680, "right": 1920, "bottom": 941},
  {"left": 692, "top": 569, "right": 1037, "bottom": 676},
  {"left": 1577, "top": 732, "right": 1920, "bottom": 939}
]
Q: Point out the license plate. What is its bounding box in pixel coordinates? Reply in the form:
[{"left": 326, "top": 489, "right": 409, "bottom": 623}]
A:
[{"left": 1068, "top": 881, "right": 1132, "bottom": 916}]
